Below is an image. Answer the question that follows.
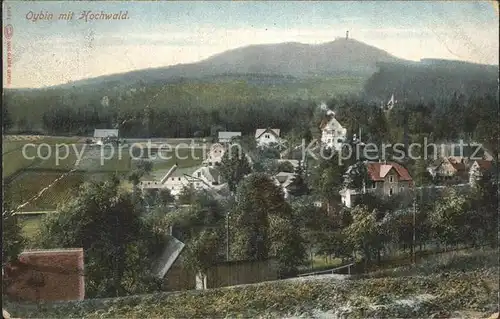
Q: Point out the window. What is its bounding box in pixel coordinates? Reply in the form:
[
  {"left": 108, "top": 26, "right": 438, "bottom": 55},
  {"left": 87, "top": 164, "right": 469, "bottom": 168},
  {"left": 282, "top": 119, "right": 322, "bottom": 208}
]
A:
[
  {"left": 389, "top": 176, "right": 394, "bottom": 182},
  {"left": 372, "top": 182, "right": 376, "bottom": 189},
  {"left": 265, "top": 134, "right": 270, "bottom": 138},
  {"left": 389, "top": 187, "right": 393, "bottom": 196},
  {"left": 400, "top": 186, "right": 404, "bottom": 193},
  {"left": 197, "top": 172, "right": 201, "bottom": 177},
  {"left": 178, "top": 177, "right": 181, "bottom": 181}
]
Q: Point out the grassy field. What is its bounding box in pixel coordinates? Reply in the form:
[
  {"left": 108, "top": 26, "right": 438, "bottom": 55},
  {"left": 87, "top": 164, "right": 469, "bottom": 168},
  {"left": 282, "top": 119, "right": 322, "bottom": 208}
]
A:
[
  {"left": 5, "top": 171, "right": 84, "bottom": 211},
  {"left": 18, "top": 214, "right": 45, "bottom": 239},
  {"left": 5, "top": 248, "right": 498, "bottom": 318},
  {"left": 4, "top": 170, "right": 117, "bottom": 211},
  {"left": 2, "top": 138, "right": 132, "bottom": 178},
  {"left": 3, "top": 136, "right": 202, "bottom": 215},
  {"left": 131, "top": 148, "right": 205, "bottom": 182}
]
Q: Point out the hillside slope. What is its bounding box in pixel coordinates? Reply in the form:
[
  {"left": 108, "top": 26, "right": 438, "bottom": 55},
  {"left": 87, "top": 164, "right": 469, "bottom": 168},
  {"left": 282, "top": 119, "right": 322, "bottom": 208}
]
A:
[{"left": 50, "top": 38, "right": 403, "bottom": 89}]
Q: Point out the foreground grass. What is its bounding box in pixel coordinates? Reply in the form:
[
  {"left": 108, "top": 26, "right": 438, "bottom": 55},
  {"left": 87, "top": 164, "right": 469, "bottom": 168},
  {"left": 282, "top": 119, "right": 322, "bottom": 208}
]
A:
[{"left": 5, "top": 249, "right": 498, "bottom": 318}]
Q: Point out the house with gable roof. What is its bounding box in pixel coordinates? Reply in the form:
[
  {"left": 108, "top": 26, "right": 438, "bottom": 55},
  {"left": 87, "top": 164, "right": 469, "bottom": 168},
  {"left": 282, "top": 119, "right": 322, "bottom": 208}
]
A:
[
  {"left": 427, "top": 157, "right": 468, "bottom": 183},
  {"left": 203, "top": 143, "right": 226, "bottom": 167},
  {"left": 319, "top": 112, "right": 347, "bottom": 151},
  {"left": 469, "top": 159, "right": 495, "bottom": 186},
  {"left": 255, "top": 128, "right": 281, "bottom": 147},
  {"left": 340, "top": 161, "right": 413, "bottom": 208},
  {"left": 272, "top": 171, "right": 295, "bottom": 199},
  {"left": 140, "top": 164, "right": 223, "bottom": 197}
]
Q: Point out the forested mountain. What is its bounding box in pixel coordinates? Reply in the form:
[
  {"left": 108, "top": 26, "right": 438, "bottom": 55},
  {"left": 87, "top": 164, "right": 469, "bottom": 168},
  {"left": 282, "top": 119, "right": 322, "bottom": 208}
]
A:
[
  {"left": 3, "top": 39, "right": 498, "bottom": 140},
  {"left": 47, "top": 38, "right": 402, "bottom": 90},
  {"left": 364, "top": 59, "right": 498, "bottom": 102}
]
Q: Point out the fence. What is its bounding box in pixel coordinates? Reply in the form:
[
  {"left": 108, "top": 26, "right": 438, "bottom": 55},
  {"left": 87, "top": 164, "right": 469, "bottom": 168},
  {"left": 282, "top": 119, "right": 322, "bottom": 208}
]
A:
[
  {"left": 163, "top": 258, "right": 279, "bottom": 291},
  {"left": 297, "top": 262, "right": 354, "bottom": 277}
]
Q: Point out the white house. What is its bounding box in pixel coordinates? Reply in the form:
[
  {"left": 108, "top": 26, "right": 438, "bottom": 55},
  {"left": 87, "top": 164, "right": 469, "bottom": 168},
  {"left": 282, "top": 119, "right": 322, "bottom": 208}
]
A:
[
  {"left": 272, "top": 171, "right": 295, "bottom": 199},
  {"left": 319, "top": 112, "right": 347, "bottom": 151},
  {"left": 93, "top": 129, "right": 119, "bottom": 145},
  {"left": 203, "top": 143, "right": 226, "bottom": 167},
  {"left": 468, "top": 159, "right": 493, "bottom": 186},
  {"left": 140, "top": 164, "right": 222, "bottom": 197},
  {"left": 255, "top": 128, "right": 281, "bottom": 147},
  {"left": 384, "top": 94, "right": 397, "bottom": 111},
  {"left": 218, "top": 131, "right": 241, "bottom": 144}
]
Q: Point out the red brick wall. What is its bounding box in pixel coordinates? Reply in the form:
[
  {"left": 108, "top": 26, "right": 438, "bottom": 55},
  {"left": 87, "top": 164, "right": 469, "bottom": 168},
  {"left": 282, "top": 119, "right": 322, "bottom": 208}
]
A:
[{"left": 5, "top": 249, "right": 85, "bottom": 302}]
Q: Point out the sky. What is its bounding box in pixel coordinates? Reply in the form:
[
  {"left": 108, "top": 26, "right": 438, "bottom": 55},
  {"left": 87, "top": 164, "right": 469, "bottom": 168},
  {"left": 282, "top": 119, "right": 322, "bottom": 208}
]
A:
[{"left": 2, "top": 1, "right": 499, "bottom": 88}]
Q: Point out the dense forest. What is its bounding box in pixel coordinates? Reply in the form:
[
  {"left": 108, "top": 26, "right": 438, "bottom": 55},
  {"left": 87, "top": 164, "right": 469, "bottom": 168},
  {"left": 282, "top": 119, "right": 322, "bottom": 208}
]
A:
[
  {"left": 364, "top": 60, "right": 498, "bottom": 102},
  {"left": 2, "top": 58, "right": 498, "bottom": 147},
  {"left": 3, "top": 90, "right": 497, "bottom": 155}
]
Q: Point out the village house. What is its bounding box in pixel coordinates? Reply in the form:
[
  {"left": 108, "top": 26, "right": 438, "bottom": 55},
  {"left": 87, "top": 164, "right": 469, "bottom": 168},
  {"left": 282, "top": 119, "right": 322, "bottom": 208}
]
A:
[
  {"left": 469, "top": 159, "right": 494, "bottom": 186},
  {"left": 427, "top": 157, "right": 468, "bottom": 183},
  {"left": 218, "top": 131, "right": 241, "bottom": 144},
  {"left": 272, "top": 171, "right": 295, "bottom": 199},
  {"left": 93, "top": 129, "right": 119, "bottom": 145},
  {"left": 4, "top": 248, "right": 85, "bottom": 302},
  {"left": 140, "top": 164, "right": 222, "bottom": 197},
  {"left": 203, "top": 143, "right": 226, "bottom": 167},
  {"left": 255, "top": 128, "right": 281, "bottom": 148},
  {"left": 340, "top": 161, "right": 413, "bottom": 208},
  {"left": 319, "top": 111, "right": 347, "bottom": 151}
]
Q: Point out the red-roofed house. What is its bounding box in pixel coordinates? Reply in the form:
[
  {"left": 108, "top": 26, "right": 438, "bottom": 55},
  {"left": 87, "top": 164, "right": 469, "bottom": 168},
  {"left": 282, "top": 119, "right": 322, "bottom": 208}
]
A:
[
  {"left": 340, "top": 162, "right": 413, "bottom": 207},
  {"left": 4, "top": 249, "right": 85, "bottom": 302}
]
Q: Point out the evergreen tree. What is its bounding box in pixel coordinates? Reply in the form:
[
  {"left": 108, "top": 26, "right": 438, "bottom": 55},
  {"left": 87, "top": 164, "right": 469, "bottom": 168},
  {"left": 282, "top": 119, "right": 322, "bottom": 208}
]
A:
[
  {"left": 220, "top": 146, "right": 252, "bottom": 194},
  {"left": 2, "top": 202, "right": 25, "bottom": 267},
  {"left": 287, "top": 162, "right": 309, "bottom": 197}
]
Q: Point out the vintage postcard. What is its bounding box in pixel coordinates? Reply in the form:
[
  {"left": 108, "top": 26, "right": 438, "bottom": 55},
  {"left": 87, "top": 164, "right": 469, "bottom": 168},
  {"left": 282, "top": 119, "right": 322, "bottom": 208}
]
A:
[{"left": 2, "top": 1, "right": 499, "bottom": 318}]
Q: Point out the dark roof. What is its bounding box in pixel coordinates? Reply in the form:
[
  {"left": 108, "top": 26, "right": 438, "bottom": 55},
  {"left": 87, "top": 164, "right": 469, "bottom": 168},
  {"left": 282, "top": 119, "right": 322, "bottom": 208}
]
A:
[
  {"left": 319, "top": 114, "right": 334, "bottom": 130},
  {"left": 152, "top": 235, "right": 185, "bottom": 279},
  {"left": 474, "top": 159, "right": 493, "bottom": 171}
]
